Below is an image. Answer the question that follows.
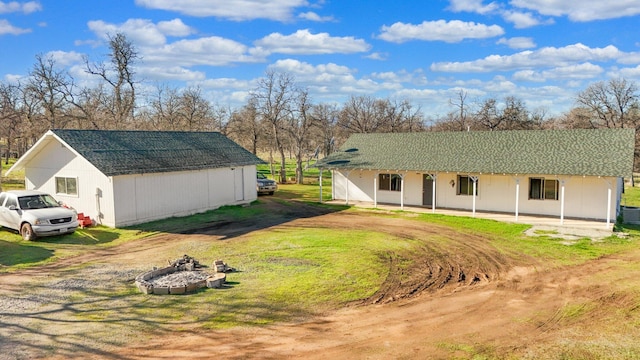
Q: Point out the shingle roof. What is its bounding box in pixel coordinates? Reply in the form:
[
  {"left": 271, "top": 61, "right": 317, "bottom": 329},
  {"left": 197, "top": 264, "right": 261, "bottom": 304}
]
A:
[
  {"left": 52, "top": 130, "right": 264, "bottom": 176},
  {"left": 316, "top": 129, "right": 635, "bottom": 177}
]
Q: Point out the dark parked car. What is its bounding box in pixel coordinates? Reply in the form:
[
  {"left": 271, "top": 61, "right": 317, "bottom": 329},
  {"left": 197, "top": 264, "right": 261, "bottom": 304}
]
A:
[
  {"left": 0, "top": 190, "right": 79, "bottom": 240},
  {"left": 257, "top": 173, "right": 277, "bottom": 195}
]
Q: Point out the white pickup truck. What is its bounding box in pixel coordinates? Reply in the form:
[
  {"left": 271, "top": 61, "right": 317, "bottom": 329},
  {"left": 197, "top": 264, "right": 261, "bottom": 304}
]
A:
[{"left": 0, "top": 190, "right": 79, "bottom": 240}]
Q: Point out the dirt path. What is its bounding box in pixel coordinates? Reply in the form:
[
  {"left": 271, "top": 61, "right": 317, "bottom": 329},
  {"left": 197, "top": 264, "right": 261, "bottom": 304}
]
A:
[
  {"left": 115, "top": 249, "right": 636, "bottom": 360},
  {"left": 1, "top": 198, "right": 636, "bottom": 359}
]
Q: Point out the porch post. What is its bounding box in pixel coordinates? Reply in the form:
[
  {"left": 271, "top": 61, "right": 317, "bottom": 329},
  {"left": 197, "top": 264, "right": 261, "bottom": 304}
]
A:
[
  {"left": 319, "top": 170, "right": 323, "bottom": 203},
  {"left": 431, "top": 173, "right": 437, "bottom": 213},
  {"left": 560, "top": 179, "right": 565, "bottom": 225},
  {"left": 470, "top": 175, "right": 478, "bottom": 217},
  {"left": 514, "top": 178, "right": 520, "bottom": 222},
  {"left": 374, "top": 173, "right": 378, "bottom": 208},
  {"left": 602, "top": 178, "right": 613, "bottom": 228},
  {"left": 607, "top": 185, "right": 612, "bottom": 228},
  {"left": 400, "top": 173, "right": 405, "bottom": 210},
  {"left": 345, "top": 171, "right": 351, "bottom": 205}
]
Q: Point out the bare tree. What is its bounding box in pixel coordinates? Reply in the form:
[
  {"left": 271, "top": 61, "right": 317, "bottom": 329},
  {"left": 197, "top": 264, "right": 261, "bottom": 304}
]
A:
[
  {"left": 448, "top": 89, "right": 470, "bottom": 131},
  {"left": 85, "top": 33, "right": 138, "bottom": 129},
  {"left": 24, "top": 54, "right": 73, "bottom": 131},
  {"left": 311, "top": 103, "right": 338, "bottom": 156},
  {"left": 179, "top": 87, "right": 213, "bottom": 131},
  {"left": 146, "top": 84, "right": 181, "bottom": 130},
  {"left": 250, "top": 70, "right": 297, "bottom": 183},
  {"left": 475, "top": 98, "right": 501, "bottom": 131},
  {"left": 0, "top": 82, "right": 24, "bottom": 165},
  {"left": 576, "top": 78, "right": 639, "bottom": 129},
  {"left": 500, "top": 96, "right": 533, "bottom": 130},
  {"left": 287, "top": 88, "right": 316, "bottom": 184},
  {"left": 338, "top": 95, "right": 381, "bottom": 133},
  {"left": 227, "top": 102, "right": 263, "bottom": 154}
]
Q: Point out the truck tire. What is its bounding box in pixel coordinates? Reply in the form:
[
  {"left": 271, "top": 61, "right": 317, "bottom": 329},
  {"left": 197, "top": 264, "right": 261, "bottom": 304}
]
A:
[{"left": 21, "top": 223, "right": 36, "bottom": 241}]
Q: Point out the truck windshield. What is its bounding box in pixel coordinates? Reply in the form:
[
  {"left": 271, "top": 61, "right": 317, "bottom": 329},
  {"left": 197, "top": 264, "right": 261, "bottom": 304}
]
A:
[{"left": 18, "top": 195, "right": 60, "bottom": 209}]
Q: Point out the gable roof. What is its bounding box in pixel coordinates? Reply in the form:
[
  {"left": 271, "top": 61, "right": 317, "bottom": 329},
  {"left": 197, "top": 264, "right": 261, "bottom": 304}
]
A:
[
  {"left": 9, "top": 130, "right": 264, "bottom": 177},
  {"left": 316, "top": 129, "right": 635, "bottom": 177}
]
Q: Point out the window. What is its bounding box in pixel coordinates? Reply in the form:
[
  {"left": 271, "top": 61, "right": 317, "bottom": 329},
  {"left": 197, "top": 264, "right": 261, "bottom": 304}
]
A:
[
  {"left": 379, "top": 173, "right": 402, "bottom": 192},
  {"left": 457, "top": 175, "right": 478, "bottom": 196},
  {"left": 55, "top": 177, "right": 78, "bottom": 196},
  {"left": 529, "top": 178, "right": 558, "bottom": 200}
]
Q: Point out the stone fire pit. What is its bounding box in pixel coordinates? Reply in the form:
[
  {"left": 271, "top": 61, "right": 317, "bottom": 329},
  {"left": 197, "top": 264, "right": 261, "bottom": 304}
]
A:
[{"left": 135, "top": 255, "right": 232, "bottom": 295}]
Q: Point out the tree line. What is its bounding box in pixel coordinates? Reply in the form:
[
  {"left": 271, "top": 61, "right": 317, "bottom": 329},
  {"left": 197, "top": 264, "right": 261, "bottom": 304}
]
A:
[{"left": 1, "top": 33, "right": 639, "bottom": 182}]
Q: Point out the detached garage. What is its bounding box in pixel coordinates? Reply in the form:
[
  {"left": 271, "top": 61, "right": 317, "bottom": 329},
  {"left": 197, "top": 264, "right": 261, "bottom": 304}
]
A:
[{"left": 6, "top": 130, "right": 264, "bottom": 227}]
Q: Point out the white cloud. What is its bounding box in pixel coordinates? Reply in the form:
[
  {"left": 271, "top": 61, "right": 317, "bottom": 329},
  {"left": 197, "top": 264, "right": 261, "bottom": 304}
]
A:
[
  {"left": 156, "top": 19, "right": 195, "bottom": 37},
  {"left": 0, "top": 19, "right": 30, "bottom": 35},
  {"left": 44, "top": 50, "right": 84, "bottom": 66},
  {"left": 513, "top": 63, "right": 603, "bottom": 81},
  {"left": 611, "top": 65, "right": 640, "bottom": 80},
  {"left": 447, "top": 0, "right": 499, "bottom": 15},
  {"left": 497, "top": 37, "right": 536, "bottom": 49},
  {"left": 365, "top": 52, "right": 388, "bottom": 61},
  {"left": 269, "top": 59, "right": 354, "bottom": 80},
  {"left": 199, "top": 78, "right": 253, "bottom": 90},
  {"left": 510, "top": 0, "right": 640, "bottom": 21},
  {"left": 298, "top": 11, "right": 334, "bottom": 22},
  {"left": 145, "top": 36, "right": 254, "bottom": 66},
  {"left": 252, "top": 29, "right": 370, "bottom": 55},
  {"left": 87, "top": 18, "right": 194, "bottom": 47},
  {"left": 512, "top": 70, "right": 544, "bottom": 82},
  {"left": 0, "top": 1, "right": 41, "bottom": 14},
  {"left": 138, "top": 66, "right": 206, "bottom": 81},
  {"left": 501, "top": 10, "right": 550, "bottom": 28},
  {"left": 134, "top": 0, "right": 309, "bottom": 21},
  {"left": 378, "top": 20, "right": 504, "bottom": 43},
  {"left": 431, "top": 43, "right": 622, "bottom": 72}
]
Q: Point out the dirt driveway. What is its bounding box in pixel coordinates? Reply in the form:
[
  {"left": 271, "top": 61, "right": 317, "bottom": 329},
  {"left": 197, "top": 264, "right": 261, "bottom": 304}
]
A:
[{"left": 1, "top": 197, "right": 638, "bottom": 359}]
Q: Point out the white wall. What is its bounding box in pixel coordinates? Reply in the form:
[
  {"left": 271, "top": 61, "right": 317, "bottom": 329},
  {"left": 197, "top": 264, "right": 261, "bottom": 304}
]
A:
[
  {"left": 332, "top": 169, "right": 620, "bottom": 221},
  {"left": 23, "top": 138, "right": 113, "bottom": 225},
  {"left": 113, "top": 165, "right": 258, "bottom": 227}
]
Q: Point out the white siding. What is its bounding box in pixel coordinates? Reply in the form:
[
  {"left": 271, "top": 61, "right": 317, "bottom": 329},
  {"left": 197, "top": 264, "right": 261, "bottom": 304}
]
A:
[
  {"left": 332, "top": 169, "right": 620, "bottom": 221},
  {"left": 112, "top": 165, "right": 258, "bottom": 227},
  {"left": 23, "top": 139, "right": 114, "bottom": 226}
]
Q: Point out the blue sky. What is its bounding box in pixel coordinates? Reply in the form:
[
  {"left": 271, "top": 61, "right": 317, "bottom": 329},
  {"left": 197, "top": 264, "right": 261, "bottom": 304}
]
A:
[{"left": 2, "top": 0, "right": 640, "bottom": 118}]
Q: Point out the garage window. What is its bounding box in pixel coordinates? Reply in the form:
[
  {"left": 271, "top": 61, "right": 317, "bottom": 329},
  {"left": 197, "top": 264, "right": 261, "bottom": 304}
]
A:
[
  {"left": 55, "top": 177, "right": 78, "bottom": 196},
  {"left": 529, "top": 178, "right": 558, "bottom": 200}
]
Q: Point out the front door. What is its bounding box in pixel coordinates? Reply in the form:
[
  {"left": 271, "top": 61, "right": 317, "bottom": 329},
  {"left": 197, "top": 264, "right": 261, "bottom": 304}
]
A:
[{"left": 422, "top": 175, "right": 433, "bottom": 207}]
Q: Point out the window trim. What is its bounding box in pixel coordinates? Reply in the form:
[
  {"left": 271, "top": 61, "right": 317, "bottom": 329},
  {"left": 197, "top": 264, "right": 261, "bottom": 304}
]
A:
[
  {"left": 457, "top": 175, "right": 478, "bottom": 196},
  {"left": 55, "top": 176, "right": 79, "bottom": 196},
  {"left": 378, "top": 173, "right": 402, "bottom": 192},
  {"left": 528, "top": 177, "right": 559, "bottom": 200}
]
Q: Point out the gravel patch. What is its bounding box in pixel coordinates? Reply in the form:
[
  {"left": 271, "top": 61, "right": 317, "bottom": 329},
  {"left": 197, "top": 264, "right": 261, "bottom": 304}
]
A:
[{"left": 147, "top": 270, "right": 212, "bottom": 287}]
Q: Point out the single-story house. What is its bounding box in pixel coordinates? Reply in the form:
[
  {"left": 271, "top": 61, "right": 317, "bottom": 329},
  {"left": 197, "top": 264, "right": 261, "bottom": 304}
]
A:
[
  {"left": 6, "top": 129, "right": 264, "bottom": 227},
  {"left": 315, "top": 129, "right": 635, "bottom": 227}
]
